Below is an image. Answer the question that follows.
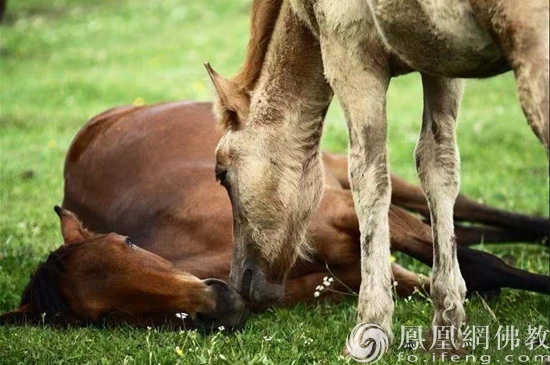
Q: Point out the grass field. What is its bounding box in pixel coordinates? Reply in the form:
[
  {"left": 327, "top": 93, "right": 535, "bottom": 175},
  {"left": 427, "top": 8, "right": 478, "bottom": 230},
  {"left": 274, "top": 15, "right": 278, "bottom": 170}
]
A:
[{"left": 0, "top": 1, "right": 549, "bottom": 364}]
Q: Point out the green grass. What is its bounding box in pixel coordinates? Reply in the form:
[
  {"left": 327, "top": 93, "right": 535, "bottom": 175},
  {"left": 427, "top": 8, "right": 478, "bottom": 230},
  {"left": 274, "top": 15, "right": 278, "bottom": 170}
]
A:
[{"left": 0, "top": 1, "right": 548, "bottom": 364}]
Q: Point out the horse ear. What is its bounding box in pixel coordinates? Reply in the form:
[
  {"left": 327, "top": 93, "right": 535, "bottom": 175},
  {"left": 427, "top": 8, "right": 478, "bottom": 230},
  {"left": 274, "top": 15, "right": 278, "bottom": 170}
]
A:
[
  {"left": 53, "top": 206, "right": 93, "bottom": 245},
  {"left": 204, "top": 61, "right": 250, "bottom": 130},
  {"left": 0, "top": 305, "right": 31, "bottom": 325}
]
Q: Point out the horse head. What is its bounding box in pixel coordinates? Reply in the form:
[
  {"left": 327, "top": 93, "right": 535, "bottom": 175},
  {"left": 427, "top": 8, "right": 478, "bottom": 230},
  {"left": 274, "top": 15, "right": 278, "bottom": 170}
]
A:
[{"left": 0, "top": 207, "right": 248, "bottom": 331}]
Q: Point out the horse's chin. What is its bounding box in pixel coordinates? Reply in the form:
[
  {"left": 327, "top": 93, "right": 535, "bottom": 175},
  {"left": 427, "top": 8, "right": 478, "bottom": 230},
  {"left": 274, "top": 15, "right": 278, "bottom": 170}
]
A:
[{"left": 247, "top": 279, "right": 283, "bottom": 304}]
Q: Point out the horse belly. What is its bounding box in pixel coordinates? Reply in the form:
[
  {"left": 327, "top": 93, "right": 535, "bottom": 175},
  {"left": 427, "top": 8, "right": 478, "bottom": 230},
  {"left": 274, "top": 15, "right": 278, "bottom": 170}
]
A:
[{"left": 368, "top": 0, "right": 509, "bottom": 77}]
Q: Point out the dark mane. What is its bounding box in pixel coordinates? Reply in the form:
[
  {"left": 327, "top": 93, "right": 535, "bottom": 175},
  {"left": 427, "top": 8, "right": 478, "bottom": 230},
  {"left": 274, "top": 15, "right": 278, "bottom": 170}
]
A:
[{"left": 20, "top": 244, "right": 79, "bottom": 315}]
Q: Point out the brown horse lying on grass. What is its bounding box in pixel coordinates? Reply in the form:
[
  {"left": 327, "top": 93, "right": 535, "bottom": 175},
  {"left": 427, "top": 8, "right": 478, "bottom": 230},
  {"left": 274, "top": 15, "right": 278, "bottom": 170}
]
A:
[{"left": 1, "top": 101, "right": 548, "bottom": 330}]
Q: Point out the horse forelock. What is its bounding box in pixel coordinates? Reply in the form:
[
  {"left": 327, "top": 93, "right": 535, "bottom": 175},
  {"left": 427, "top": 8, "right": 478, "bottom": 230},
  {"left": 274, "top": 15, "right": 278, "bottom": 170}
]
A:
[{"left": 20, "top": 244, "right": 79, "bottom": 316}]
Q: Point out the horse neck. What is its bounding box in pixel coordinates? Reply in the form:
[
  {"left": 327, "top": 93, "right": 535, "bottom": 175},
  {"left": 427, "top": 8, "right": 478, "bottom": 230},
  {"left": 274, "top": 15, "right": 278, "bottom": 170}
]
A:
[{"left": 246, "top": 0, "right": 333, "bottom": 148}]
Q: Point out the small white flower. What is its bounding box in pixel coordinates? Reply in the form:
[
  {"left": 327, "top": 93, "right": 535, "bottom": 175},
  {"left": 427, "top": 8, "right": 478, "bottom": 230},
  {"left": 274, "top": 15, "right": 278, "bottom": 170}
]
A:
[
  {"left": 393, "top": 281, "right": 398, "bottom": 287},
  {"left": 323, "top": 276, "right": 328, "bottom": 282},
  {"left": 263, "top": 335, "right": 272, "bottom": 342},
  {"left": 218, "top": 325, "right": 225, "bottom": 331},
  {"left": 175, "top": 312, "right": 188, "bottom": 319},
  {"left": 324, "top": 280, "right": 332, "bottom": 287},
  {"left": 315, "top": 285, "right": 324, "bottom": 291},
  {"left": 314, "top": 291, "right": 320, "bottom": 298},
  {"left": 328, "top": 277, "right": 334, "bottom": 283}
]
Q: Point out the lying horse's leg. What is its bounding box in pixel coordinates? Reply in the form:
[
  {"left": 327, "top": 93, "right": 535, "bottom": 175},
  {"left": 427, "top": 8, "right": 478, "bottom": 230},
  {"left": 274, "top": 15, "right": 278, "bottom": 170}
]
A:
[
  {"left": 469, "top": 0, "right": 549, "bottom": 150},
  {"left": 392, "top": 174, "right": 550, "bottom": 238},
  {"left": 455, "top": 224, "right": 547, "bottom": 246},
  {"left": 297, "top": 188, "right": 548, "bottom": 308},
  {"left": 389, "top": 205, "right": 550, "bottom": 295},
  {"left": 282, "top": 263, "right": 429, "bottom": 306},
  {"left": 321, "top": 29, "right": 394, "bottom": 339},
  {"left": 324, "top": 154, "right": 550, "bottom": 238},
  {"left": 415, "top": 75, "right": 467, "bottom": 344}
]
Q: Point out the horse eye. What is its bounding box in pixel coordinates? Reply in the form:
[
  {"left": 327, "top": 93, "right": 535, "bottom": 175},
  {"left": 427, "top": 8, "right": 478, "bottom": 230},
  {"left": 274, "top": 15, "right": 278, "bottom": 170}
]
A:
[{"left": 125, "top": 237, "right": 133, "bottom": 247}]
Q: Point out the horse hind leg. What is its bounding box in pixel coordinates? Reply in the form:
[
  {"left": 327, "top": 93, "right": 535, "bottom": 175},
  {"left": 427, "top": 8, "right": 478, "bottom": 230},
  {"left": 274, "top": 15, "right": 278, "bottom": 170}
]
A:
[
  {"left": 415, "top": 75, "right": 467, "bottom": 350},
  {"left": 514, "top": 52, "right": 549, "bottom": 151},
  {"left": 470, "top": 0, "right": 549, "bottom": 150},
  {"left": 507, "top": 5, "right": 549, "bottom": 151}
]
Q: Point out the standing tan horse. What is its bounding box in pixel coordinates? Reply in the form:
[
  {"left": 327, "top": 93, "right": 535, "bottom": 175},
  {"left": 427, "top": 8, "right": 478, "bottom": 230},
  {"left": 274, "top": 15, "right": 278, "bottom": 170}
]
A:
[
  {"left": 1, "top": 101, "right": 547, "bottom": 329},
  {"left": 205, "top": 0, "right": 549, "bottom": 349}
]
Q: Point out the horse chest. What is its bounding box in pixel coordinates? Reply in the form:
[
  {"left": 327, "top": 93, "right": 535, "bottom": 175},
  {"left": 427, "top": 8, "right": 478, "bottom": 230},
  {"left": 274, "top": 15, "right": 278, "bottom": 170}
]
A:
[{"left": 366, "top": 0, "right": 506, "bottom": 76}]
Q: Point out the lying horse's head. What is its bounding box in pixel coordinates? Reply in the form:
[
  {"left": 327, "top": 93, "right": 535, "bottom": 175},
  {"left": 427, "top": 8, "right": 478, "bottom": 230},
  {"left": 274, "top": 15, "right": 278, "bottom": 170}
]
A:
[{"left": 0, "top": 207, "right": 248, "bottom": 331}]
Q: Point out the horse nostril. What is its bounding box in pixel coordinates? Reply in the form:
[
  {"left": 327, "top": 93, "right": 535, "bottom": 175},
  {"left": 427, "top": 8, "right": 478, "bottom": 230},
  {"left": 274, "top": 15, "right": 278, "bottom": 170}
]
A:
[
  {"left": 204, "top": 278, "right": 229, "bottom": 291},
  {"left": 241, "top": 268, "right": 253, "bottom": 298},
  {"left": 197, "top": 278, "right": 248, "bottom": 332}
]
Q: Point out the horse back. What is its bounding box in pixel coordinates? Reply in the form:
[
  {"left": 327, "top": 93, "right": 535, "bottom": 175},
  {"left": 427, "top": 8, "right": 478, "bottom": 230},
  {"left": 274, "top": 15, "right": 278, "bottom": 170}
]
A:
[{"left": 62, "top": 101, "right": 233, "bottom": 269}]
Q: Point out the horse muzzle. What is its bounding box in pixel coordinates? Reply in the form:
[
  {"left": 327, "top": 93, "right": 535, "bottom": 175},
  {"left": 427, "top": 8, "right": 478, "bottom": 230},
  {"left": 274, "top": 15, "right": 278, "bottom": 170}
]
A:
[
  {"left": 229, "top": 256, "right": 284, "bottom": 304},
  {"left": 195, "top": 278, "right": 249, "bottom": 332}
]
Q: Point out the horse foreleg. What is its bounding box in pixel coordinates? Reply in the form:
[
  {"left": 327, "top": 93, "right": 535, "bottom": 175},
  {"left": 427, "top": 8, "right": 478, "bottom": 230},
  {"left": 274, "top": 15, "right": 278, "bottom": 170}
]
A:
[
  {"left": 416, "top": 75, "right": 466, "bottom": 346},
  {"left": 321, "top": 30, "right": 394, "bottom": 340},
  {"left": 453, "top": 196, "right": 550, "bottom": 238},
  {"left": 457, "top": 246, "right": 550, "bottom": 295}
]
